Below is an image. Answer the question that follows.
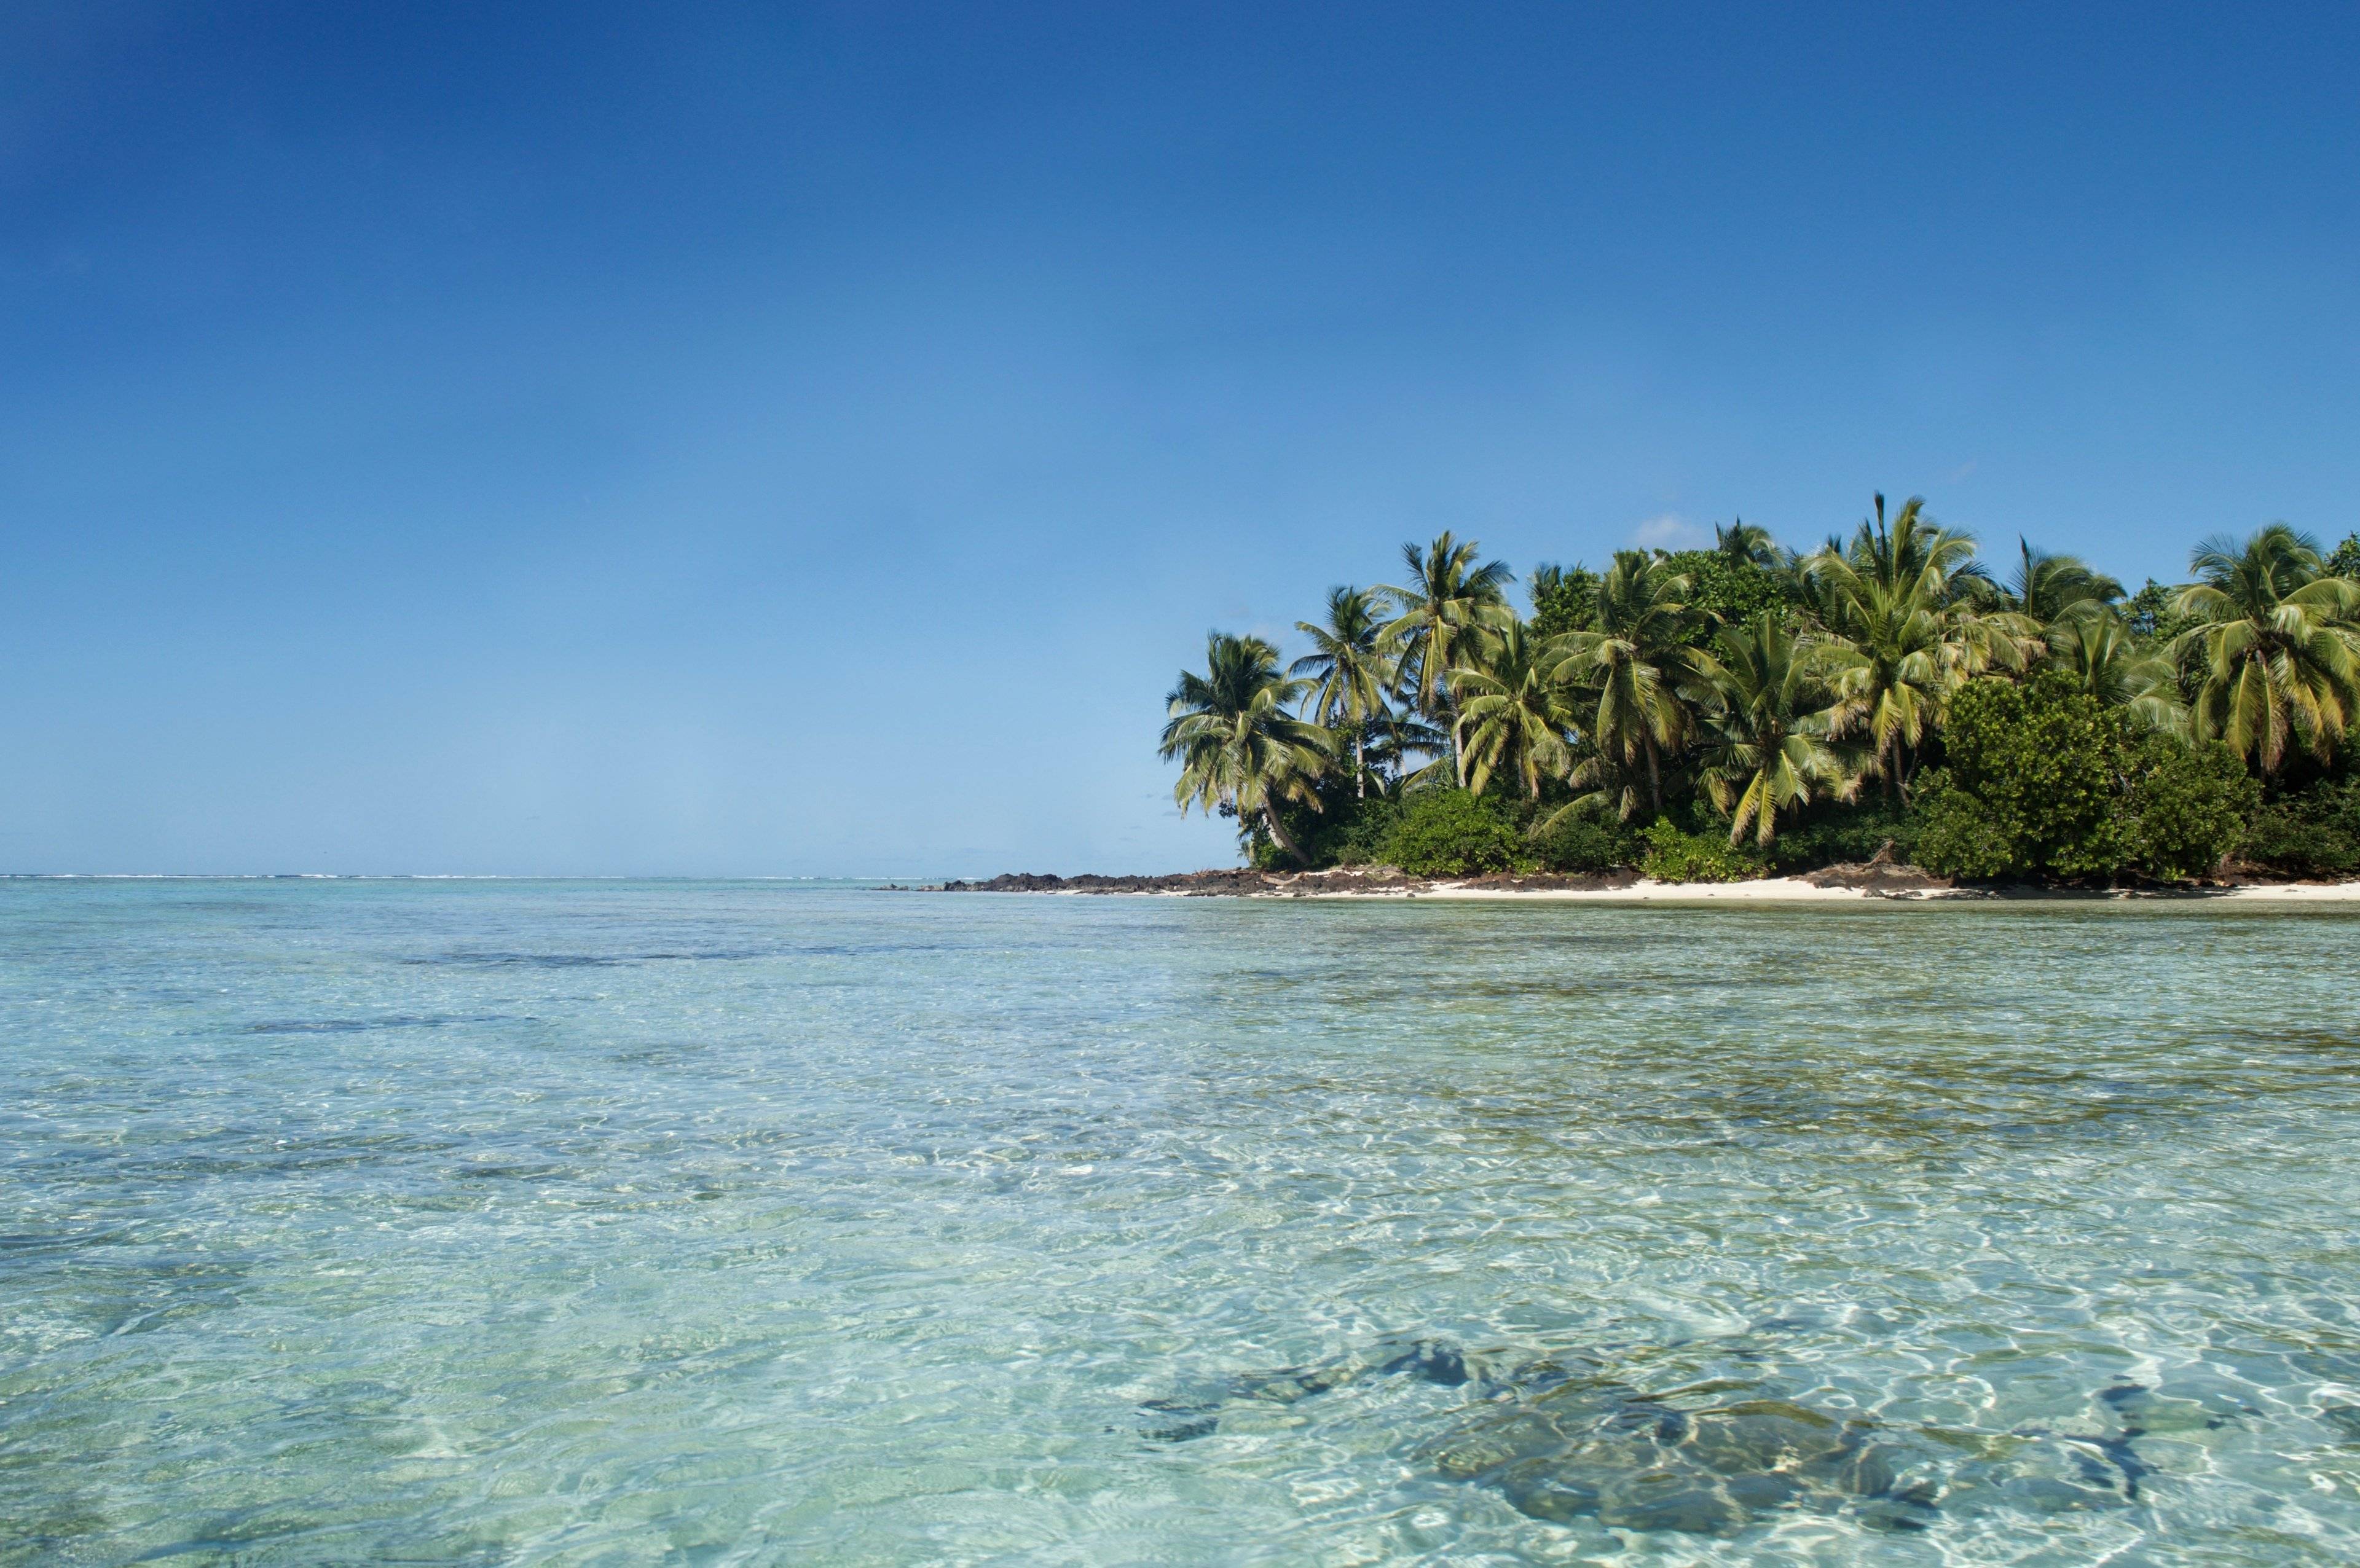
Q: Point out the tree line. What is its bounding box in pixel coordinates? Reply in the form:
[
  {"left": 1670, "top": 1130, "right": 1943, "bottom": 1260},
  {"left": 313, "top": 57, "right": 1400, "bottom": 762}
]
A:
[{"left": 1158, "top": 498, "right": 2360, "bottom": 882}]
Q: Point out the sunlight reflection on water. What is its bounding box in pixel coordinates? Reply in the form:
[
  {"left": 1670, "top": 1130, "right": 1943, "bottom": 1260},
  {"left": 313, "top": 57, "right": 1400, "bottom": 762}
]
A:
[{"left": 3, "top": 881, "right": 2358, "bottom": 1564}]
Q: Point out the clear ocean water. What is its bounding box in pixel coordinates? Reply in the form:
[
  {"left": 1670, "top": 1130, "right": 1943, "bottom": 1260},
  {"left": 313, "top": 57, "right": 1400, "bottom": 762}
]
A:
[{"left": 5, "top": 879, "right": 2360, "bottom": 1566}]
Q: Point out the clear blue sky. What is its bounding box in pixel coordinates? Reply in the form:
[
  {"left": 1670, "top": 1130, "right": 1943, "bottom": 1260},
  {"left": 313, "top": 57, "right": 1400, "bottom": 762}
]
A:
[{"left": 4, "top": 2, "right": 2355, "bottom": 875}]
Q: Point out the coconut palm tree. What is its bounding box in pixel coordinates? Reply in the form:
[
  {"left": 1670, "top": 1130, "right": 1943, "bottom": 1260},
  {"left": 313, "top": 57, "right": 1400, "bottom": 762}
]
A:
[
  {"left": 2169, "top": 525, "right": 2360, "bottom": 774},
  {"left": 1362, "top": 711, "right": 1451, "bottom": 790},
  {"left": 1160, "top": 633, "right": 1336, "bottom": 863},
  {"left": 1450, "top": 619, "right": 1577, "bottom": 799},
  {"left": 1715, "top": 519, "right": 1784, "bottom": 570},
  {"left": 2007, "top": 539, "right": 2124, "bottom": 627},
  {"left": 1291, "top": 586, "right": 1397, "bottom": 798},
  {"left": 1803, "top": 495, "right": 2023, "bottom": 803},
  {"left": 1379, "top": 531, "right": 1514, "bottom": 743},
  {"left": 1551, "top": 550, "right": 1702, "bottom": 815},
  {"left": 1688, "top": 614, "right": 1863, "bottom": 846},
  {"left": 2044, "top": 611, "right": 2184, "bottom": 733}
]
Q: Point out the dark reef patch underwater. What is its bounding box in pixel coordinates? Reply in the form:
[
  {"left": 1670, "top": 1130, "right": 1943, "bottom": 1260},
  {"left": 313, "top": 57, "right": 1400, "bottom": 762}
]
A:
[{"left": 1141, "top": 1328, "right": 2216, "bottom": 1537}]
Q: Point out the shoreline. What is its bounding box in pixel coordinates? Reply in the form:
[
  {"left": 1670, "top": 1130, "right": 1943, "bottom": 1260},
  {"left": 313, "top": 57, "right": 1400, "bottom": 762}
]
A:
[{"left": 932, "top": 867, "right": 2360, "bottom": 903}]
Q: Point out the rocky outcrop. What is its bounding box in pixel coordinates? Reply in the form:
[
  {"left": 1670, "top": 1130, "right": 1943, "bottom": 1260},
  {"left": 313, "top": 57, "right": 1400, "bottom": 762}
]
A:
[
  {"left": 1799, "top": 861, "right": 1954, "bottom": 893},
  {"left": 1797, "top": 841, "right": 1954, "bottom": 894}
]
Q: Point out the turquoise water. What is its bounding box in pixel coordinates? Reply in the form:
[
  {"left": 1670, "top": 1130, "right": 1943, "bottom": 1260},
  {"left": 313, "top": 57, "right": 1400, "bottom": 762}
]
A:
[{"left": 6, "top": 882, "right": 2360, "bottom": 1566}]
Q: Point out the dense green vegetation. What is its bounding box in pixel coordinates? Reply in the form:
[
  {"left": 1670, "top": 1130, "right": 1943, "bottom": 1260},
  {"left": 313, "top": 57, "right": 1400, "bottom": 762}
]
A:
[{"left": 1159, "top": 501, "right": 2360, "bottom": 883}]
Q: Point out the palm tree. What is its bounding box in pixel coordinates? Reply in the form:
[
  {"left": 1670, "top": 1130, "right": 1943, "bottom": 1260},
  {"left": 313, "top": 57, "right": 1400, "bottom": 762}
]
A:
[
  {"left": 1291, "top": 586, "right": 1397, "bottom": 798},
  {"left": 2007, "top": 539, "right": 2123, "bottom": 626},
  {"left": 1551, "top": 550, "right": 1702, "bottom": 815},
  {"left": 1688, "top": 614, "right": 1862, "bottom": 846},
  {"left": 2169, "top": 525, "right": 2360, "bottom": 774},
  {"left": 1803, "top": 495, "right": 2021, "bottom": 803},
  {"left": 1379, "top": 531, "right": 1514, "bottom": 751},
  {"left": 1715, "top": 519, "right": 1784, "bottom": 570},
  {"left": 2044, "top": 611, "right": 2184, "bottom": 733},
  {"left": 1160, "top": 633, "right": 1336, "bottom": 863},
  {"left": 1450, "top": 619, "right": 1576, "bottom": 799},
  {"left": 1363, "top": 711, "right": 1451, "bottom": 791}
]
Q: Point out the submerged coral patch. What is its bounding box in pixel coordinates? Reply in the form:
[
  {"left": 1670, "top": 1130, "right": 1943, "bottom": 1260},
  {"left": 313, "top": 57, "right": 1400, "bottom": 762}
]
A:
[{"left": 1141, "top": 1335, "right": 2185, "bottom": 1538}]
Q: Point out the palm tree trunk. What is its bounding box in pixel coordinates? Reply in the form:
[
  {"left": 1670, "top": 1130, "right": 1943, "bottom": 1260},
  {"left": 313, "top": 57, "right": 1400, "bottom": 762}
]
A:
[
  {"left": 1355, "top": 732, "right": 1366, "bottom": 799},
  {"left": 1643, "top": 734, "right": 1663, "bottom": 815},
  {"left": 1264, "top": 805, "right": 1305, "bottom": 866}
]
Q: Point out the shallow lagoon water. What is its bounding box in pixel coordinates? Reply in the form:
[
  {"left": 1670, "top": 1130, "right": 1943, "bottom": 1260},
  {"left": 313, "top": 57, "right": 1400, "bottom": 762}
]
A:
[{"left": 5, "top": 880, "right": 2360, "bottom": 1566}]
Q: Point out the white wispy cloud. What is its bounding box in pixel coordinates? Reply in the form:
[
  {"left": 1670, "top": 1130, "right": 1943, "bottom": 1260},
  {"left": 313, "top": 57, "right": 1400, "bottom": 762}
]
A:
[{"left": 1632, "top": 513, "right": 1707, "bottom": 549}]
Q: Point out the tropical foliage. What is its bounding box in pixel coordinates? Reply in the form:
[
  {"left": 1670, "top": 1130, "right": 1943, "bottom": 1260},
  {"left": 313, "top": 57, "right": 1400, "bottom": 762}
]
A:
[
  {"left": 1160, "top": 510, "right": 2360, "bottom": 884},
  {"left": 2171, "top": 525, "right": 2360, "bottom": 773},
  {"left": 1451, "top": 619, "right": 1577, "bottom": 798},
  {"left": 1910, "top": 675, "right": 2254, "bottom": 882},
  {"left": 1291, "top": 587, "right": 1394, "bottom": 798},
  {"left": 1689, "top": 614, "right": 1859, "bottom": 847},
  {"left": 1553, "top": 551, "right": 1705, "bottom": 817},
  {"left": 1378, "top": 531, "right": 1514, "bottom": 754},
  {"left": 1160, "top": 633, "right": 1334, "bottom": 864}
]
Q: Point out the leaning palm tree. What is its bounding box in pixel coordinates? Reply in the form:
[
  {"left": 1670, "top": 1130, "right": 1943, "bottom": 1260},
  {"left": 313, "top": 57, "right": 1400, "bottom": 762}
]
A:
[
  {"left": 1688, "top": 614, "right": 1863, "bottom": 847},
  {"left": 1803, "top": 495, "right": 2022, "bottom": 802},
  {"left": 1449, "top": 619, "right": 1577, "bottom": 799},
  {"left": 1378, "top": 531, "right": 1514, "bottom": 747},
  {"left": 1160, "top": 633, "right": 1335, "bottom": 863},
  {"left": 2169, "top": 525, "right": 2360, "bottom": 774},
  {"left": 2007, "top": 539, "right": 2124, "bottom": 627},
  {"left": 1550, "top": 550, "right": 1702, "bottom": 815},
  {"left": 2044, "top": 611, "right": 2185, "bottom": 734}
]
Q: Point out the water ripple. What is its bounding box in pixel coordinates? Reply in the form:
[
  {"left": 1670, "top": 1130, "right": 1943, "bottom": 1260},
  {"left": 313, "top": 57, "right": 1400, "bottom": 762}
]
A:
[{"left": 2, "top": 882, "right": 2358, "bottom": 1564}]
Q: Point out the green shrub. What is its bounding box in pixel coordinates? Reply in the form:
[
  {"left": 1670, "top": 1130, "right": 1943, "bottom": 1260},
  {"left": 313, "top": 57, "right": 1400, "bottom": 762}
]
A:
[
  {"left": 1912, "top": 675, "right": 2131, "bottom": 880},
  {"left": 1261, "top": 771, "right": 1410, "bottom": 869},
  {"left": 2123, "top": 737, "right": 2257, "bottom": 880},
  {"left": 1528, "top": 563, "right": 1601, "bottom": 638},
  {"left": 1763, "top": 807, "right": 1918, "bottom": 873},
  {"left": 1913, "top": 673, "right": 2258, "bottom": 882},
  {"left": 1530, "top": 810, "right": 1637, "bottom": 872},
  {"left": 2244, "top": 777, "right": 2360, "bottom": 877},
  {"left": 1638, "top": 819, "right": 1766, "bottom": 883},
  {"left": 1382, "top": 789, "right": 1535, "bottom": 876},
  {"left": 1910, "top": 772, "right": 2018, "bottom": 880},
  {"left": 2123, "top": 579, "right": 2201, "bottom": 645},
  {"left": 1276, "top": 789, "right": 1401, "bottom": 869},
  {"left": 1653, "top": 550, "right": 1798, "bottom": 645}
]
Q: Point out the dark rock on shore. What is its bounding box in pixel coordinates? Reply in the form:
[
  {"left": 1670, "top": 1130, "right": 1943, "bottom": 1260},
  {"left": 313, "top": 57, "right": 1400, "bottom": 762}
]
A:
[
  {"left": 1798, "top": 840, "right": 1954, "bottom": 894},
  {"left": 935, "top": 869, "right": 1278, "bottom": 895},
  {"left": 1800, "top": 861, "right": 1955, "bottom": 893}
]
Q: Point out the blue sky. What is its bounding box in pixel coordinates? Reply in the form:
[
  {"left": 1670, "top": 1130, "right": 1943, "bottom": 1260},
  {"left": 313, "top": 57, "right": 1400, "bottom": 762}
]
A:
[{"left": 4, "top": 2, "right": 2356, "bottom": 875}]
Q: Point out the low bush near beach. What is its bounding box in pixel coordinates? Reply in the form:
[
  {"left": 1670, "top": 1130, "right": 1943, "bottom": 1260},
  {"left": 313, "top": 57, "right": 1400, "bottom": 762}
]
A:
[
  {"left": 1913, "top": 675, "right": 2256, "bottom": 882},
  {"left": 1382, "top": 790, "right": 1533, "bottom": 876},
  {"left": 1637, "top": 820, "right": 1766, "bottom": 883},
  {"left": 1530, "top": 811, "right": 1637, "bottom": 872},
  {"left": 2244, "top": 777, "right": 2360, "bottom": 877}
]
